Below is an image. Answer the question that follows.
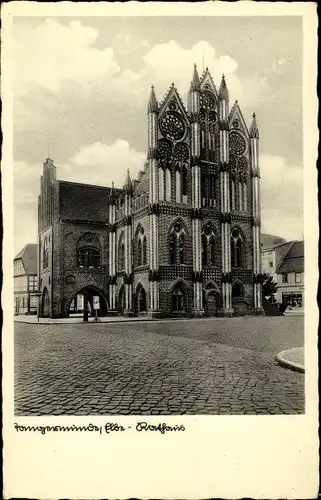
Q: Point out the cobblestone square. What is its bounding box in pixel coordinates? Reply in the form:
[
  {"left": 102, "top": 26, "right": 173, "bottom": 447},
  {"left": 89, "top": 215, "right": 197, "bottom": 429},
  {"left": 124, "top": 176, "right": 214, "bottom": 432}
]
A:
[{"left": 14, "top": 316, "right": 304, "bottom": 415}]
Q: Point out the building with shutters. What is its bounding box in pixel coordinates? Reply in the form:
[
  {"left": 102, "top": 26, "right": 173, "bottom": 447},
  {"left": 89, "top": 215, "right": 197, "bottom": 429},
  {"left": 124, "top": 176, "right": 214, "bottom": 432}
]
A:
[
  {"left": 14, "top": 244, "right": 38, "bottom": 315},
  {"left": 37, "top": 65, "right": 263, "bottom": 318}
]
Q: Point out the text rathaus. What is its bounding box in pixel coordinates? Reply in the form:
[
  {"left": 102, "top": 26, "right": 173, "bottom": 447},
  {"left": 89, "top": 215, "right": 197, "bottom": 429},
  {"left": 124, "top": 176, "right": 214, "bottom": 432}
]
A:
[{"left": 37, "top": 65, "right": 263, "bottom": 318}]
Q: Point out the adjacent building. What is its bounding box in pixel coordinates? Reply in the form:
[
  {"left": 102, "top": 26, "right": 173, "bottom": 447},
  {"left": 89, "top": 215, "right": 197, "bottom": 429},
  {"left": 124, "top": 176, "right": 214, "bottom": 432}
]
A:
[
  {"left": 14, "top": 244, "right": 38, "bottom": 315},
  {"left": 275, "top": 241, "right": 304, "bottom": 308},
  {"left": 261, "top": 239, "right": 304, "bottom": 309},
  {"left": 37, "top": 66, "right": 263, "bottom": 318}
]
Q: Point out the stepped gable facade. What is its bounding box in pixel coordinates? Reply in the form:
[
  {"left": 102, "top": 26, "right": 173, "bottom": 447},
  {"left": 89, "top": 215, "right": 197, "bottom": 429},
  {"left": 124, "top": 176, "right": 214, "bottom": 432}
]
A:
[{"left": 37, "top": 65, "right": 263, "bottom": 318}]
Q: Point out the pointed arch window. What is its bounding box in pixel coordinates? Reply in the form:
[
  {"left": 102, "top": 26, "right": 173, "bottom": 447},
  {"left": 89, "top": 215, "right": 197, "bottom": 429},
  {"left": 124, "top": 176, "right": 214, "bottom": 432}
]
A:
[
  {"left": 231, "top": 228, "right": 244, "bottom": 268},
  {"left": 135, "top": 226, "right": 147, "bottom": 267},
  {"left": 202, "top": 223, "right": 218, "bottom": 266},
  {"left": 118, "top": 233, "right": 125, "bottom": 271},
  {"left": 169, "top": 222, "right": 186, "bottom": 265},
  {"left": 77, "top": 232, "right": 101, "bottom": 269},
  {"left": 232, "top": 281, "right": 245, "bottom": 298}
]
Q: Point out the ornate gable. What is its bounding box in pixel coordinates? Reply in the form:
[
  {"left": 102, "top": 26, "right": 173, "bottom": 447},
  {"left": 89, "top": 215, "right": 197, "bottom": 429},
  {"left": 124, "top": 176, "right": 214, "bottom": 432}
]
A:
[
  {"left": 157, "top": 85, "right": 190, "bottom": 171},
  {"left": 229, "top": 101, "right": 249, "bottom": 137},
  {"left": 228, "top": 102, "right": 250, "bottom": 180},
  {"left": 158, "top": 84, "right": 189, "bottom": 122},
  {"left": 199, "top": 68, "right": 218, "bottom": 99}
]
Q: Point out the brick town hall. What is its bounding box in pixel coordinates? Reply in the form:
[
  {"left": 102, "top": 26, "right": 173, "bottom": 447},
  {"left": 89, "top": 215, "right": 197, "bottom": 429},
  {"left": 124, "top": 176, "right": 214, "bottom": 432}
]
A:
[{"left": 37, "top": 65, "right": 263, "bottom": 318}]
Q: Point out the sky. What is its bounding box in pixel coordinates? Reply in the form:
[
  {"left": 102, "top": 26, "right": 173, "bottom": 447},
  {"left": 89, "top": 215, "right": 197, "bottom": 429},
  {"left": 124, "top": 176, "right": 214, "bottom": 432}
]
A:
[{"left": 13, "top": 15, "right": 303, "bottom": 254}]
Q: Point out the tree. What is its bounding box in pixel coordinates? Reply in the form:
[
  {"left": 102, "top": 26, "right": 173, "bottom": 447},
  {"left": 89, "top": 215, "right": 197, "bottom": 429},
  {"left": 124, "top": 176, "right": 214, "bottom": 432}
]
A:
[{"left": 262, "top": 273, "right": 278, "bottom": 300}]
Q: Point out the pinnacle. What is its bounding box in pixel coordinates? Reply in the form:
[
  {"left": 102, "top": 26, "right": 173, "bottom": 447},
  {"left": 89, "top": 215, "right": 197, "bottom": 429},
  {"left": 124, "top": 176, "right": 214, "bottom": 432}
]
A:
[
  {"left": 219, "top": 74, "right": 229, "bottom": 100},
  {"left": 249, "top": 112, "right": 259, "bottom": 138},
  {"left": 191, "top": 63, "right": 200, "bottom": 91},
  {"left": 109, "top": 180, "right": 116, "bottom": 203},
  {"left": 148, "top": 85, "right": 158, "bottom": 112},
  {"left": 123, "top": 168, "right": 133, "bottom": 194}
]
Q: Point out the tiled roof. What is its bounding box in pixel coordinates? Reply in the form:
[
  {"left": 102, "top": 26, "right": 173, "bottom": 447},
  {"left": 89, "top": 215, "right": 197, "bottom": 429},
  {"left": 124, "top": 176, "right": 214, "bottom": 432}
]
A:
[
  {"left": 58, "top": 181, "right": 122, "bottom": 222},
  {"left": 276, "top": 241, "right": 304, "bottom": 274},
  {"left": 277, "top": 257, "right": 304, "bottom": 274},
  {"left": 261, "top": 233, "right": 287, "bottom": 250},
  {"left": 14, "top": 243, "right": 37, "bottom": 275}
]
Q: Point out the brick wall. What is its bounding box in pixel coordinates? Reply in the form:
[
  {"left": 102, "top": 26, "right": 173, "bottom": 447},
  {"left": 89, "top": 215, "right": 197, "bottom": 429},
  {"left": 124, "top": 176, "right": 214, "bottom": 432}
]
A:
[{"left": 57, "top": 222, "right": 109, "bottom": 317}]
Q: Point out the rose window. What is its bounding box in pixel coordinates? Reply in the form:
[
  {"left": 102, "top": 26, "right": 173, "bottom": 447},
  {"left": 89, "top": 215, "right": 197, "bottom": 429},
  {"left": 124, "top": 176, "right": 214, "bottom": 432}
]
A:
[
  {"left": 200, "top": 90, "right": 216, "bottom": 111},
  {"left": 232, "top": 119, "right": 240, "bottom": 129},
  {"left": 157, "top": 138, "right": 173, "bottom": 160},
  {"left": 174, "top": 142, "right": 189, "bottom": 162},
  {"left": 159, "top": 112, "right": 185, "bottom": 141},
  {"left": 229, "top": 131, "right": 246, "bottom": 156}
]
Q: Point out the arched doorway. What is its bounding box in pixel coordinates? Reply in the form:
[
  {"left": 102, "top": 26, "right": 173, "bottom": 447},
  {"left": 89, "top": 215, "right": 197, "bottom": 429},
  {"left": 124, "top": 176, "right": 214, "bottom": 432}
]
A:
[
  {"left": 136, "top": 284, "right": 147, "bottom": 314},
  {"left": 205, "top": 291, "right": 218, "bottom": 316},
  {"left": 41, "top": 287, "right": 50, "bottom": 317},
  {"left": 231, "top": 280, "right": 249, "bottom": 315},
  {"left": 169, "top": 279, "right": 189, "bottom": 316},
  {"left": 68, "top": 286, "right": 108, "bottom": 317},
  {"left": 203, "top": 281, "right": 220, "bottom": 317},
  {"left": 118, "top": 285, "right": 125, "bottom": 315}
]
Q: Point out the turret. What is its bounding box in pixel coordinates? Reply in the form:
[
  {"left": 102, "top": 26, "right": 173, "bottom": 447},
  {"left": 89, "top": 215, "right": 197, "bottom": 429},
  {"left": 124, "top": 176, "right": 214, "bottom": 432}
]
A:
[{"left": 148, "top": 85, "right": 158, "bottom": 113}]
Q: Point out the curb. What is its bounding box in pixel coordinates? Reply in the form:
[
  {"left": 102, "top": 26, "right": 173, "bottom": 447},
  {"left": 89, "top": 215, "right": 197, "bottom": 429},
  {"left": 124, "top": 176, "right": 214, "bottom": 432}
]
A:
[
  {"left": 276, "top": 348, "right": 305, "bottom": 373},
  {"left": 14, "top": 316, "right": 246, "bottom": 326}
]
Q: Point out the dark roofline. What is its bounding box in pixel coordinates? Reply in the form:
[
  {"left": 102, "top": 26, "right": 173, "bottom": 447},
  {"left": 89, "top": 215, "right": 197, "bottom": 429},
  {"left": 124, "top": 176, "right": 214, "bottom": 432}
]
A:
[
  {"left": 14, "top": 243, "right": 37, "bottom": 261},
  {"left": 275, "top": 240, "right": 304, "bottom": 273},
  {"left": 58, "top": 179, "right": 123, "bottom": 193}
]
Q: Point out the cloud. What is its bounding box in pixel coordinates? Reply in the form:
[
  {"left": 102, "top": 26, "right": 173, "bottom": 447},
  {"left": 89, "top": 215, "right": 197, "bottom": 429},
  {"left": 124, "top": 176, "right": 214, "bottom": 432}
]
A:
[
  {"left": 14, "top": 140, "right": 145, "bottom": 253},
  {"left": 13, "top": 19, "right": 120, "bottom": 97},
  {"left": 13, "top": 19, "right": 296, "bottom": 251},
  {"left": 260, "top": 153, "right": 303, "bottom": 240},
  {"left": 60, "top": 140, "right": 145, "bottom": 187},
  {"left": 13, "top": 20, "right": 265, "bottom": 110}
]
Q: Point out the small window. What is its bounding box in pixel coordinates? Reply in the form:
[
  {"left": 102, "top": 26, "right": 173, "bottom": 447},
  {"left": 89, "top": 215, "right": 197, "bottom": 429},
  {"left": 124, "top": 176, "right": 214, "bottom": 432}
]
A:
[
  {"left": 269, "top": 261, "right": 273, "bottom": 267},
  {"left": 43, "top": 237, "right": 49, "bottom": 269},
  {"left": 282, "top": 273, "right": 288, "bottom": 284},
  {"left": 295, "top": 273, "right": 301, "bottom": 283}
]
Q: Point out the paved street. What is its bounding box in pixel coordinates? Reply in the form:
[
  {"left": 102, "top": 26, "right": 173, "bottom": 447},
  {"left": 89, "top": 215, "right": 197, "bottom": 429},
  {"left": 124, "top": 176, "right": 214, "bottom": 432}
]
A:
[{"left": 14, "top": 316, "right": 304, "bottom": 415}]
